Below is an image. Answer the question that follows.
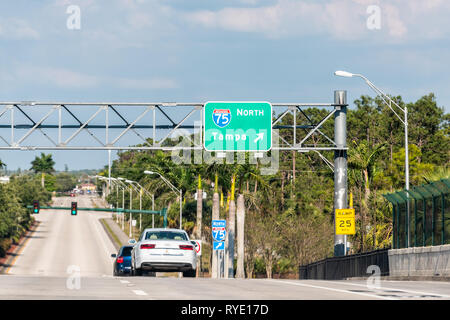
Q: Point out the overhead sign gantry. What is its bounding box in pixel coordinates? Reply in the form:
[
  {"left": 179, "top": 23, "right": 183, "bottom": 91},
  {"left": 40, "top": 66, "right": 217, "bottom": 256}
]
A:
[{"left": 2, "top": 90, "right": 349, "bottom": 256}]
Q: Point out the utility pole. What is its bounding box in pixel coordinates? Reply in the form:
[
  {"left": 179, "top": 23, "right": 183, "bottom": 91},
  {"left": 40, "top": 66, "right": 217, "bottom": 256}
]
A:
[{"left": 333, "top": 90, "right": 348, "bottom": 256}]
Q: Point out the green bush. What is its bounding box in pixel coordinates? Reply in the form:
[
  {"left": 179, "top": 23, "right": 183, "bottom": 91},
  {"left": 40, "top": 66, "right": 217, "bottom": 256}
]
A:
[
  {"left": 0, "top": 238, "right": 12, "bottom": 258},
  {"left": 254, "top": 257, "right": 266, "bottom": 274}
]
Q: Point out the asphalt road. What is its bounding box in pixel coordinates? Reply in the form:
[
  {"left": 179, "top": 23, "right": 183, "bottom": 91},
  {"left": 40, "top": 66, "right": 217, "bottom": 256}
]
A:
[
  {"left": 7, "top": 195, "right": 115, "bottom": 278},
  {"left": 1, "top": 195, "right": 449, "bottom": 300}
]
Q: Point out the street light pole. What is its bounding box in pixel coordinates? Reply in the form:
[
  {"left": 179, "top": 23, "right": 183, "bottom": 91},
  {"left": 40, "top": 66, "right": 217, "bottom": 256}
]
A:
[
  {"left": 179, "top": 189, "right": 182, "bottom": 230},
  {"left": 144, "top": 170, "right": 182, "bottom": 229},
  {"left": 127, "top": 180, "right": 154, "bottom": 232},
  {"left": 139, "top": 187, "right": 142, "bottom": 233},
  {"left": 129, "top": 185, "right": 133, "bottom": 238},
  {"left": 116, "top": 183, "right": 119, "bottom": 223},
  {"left": 334, "top": 71, "right": 410, "bottom": 246},
  {"left": 122, "top": 187, "right": 125, "bottom": 230},
  {"left": 152, "top": 193, "right": 155, "bottom": 228}
]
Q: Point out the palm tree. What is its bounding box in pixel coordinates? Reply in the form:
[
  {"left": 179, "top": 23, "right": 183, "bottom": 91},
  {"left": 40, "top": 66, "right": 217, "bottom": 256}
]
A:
[
  {"left": 422, "top": 166, "right": 450, "bottom": 183},
  {"left": 30, "top": 153, "right": 55, "bottom": 187},
  {"left": 0, "top": 159, "right": 5, "bottom": 174},
  {"left": 348, "top": 140, "right": 386, "bottom": 251}
]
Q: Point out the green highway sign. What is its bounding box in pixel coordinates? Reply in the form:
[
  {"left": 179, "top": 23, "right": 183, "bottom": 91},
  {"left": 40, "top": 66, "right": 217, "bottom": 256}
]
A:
[{"left": 203, "top": 101, "right": 272, "bottom": 152}]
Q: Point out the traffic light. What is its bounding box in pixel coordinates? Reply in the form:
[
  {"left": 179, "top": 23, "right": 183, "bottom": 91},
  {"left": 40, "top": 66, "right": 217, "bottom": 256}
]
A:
[
  {"left": 33, "top": 200, "right": 39, "bottom": 214},
  {"left": 71, "top": 202, "right": 77, "bottom": 215}
]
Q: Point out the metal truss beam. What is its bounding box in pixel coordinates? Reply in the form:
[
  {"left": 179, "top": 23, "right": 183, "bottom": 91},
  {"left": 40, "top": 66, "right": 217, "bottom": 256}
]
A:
[{"left": 0, "top": 101, "right": 347, "bottom": 152}]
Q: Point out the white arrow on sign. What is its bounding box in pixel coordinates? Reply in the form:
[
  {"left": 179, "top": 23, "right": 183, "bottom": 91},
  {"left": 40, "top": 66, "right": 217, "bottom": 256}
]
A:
[{"left": 254, "top": 132, "right": 264, "bottom": 143}]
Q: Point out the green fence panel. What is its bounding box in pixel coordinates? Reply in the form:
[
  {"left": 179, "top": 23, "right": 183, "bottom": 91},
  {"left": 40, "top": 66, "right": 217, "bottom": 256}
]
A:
[{"left": 383, "top": 178, "right": 449, "bottom": 249}]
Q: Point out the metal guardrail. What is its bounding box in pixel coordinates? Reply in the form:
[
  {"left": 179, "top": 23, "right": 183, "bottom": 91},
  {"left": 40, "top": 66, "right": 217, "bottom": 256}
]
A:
[{"left": 298, "top": 248, "right": 390, "bottom": 280}]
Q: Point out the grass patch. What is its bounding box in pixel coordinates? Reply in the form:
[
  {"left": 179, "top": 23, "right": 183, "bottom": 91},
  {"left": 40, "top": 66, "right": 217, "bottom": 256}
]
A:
[{"left": 100, "top": 218, "right": 123, "bottom": 249}]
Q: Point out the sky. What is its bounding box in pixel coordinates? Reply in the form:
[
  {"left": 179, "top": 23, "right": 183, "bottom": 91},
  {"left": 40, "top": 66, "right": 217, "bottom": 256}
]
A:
[{"left": 0, "top": 0, "right": 449, "bottom": 171}]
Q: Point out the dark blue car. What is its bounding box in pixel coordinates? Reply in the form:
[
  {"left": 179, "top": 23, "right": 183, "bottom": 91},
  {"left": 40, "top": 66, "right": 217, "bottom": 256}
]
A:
[{"left": 112, "top": 245, "right": 133, "bottom": 276}]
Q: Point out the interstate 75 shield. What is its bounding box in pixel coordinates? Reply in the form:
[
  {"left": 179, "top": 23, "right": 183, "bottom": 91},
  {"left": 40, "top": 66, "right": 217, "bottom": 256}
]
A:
[
  {"left": 212, "top": 219, "right": 226, "bottom": 242},
  {"left": 212, "top": 109, "right": 231, "bottom": 128}
]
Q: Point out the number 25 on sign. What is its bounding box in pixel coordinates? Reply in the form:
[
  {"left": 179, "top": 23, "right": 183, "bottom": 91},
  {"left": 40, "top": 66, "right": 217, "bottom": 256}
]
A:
[{"left": 335, "top": 208, "right": 355, "bottom": 235}]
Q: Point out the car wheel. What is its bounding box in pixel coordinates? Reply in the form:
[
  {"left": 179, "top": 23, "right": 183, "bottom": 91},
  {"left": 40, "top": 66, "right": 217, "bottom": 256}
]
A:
[{"left": 182, "top": 269, "right": 196, "bottom": 278}]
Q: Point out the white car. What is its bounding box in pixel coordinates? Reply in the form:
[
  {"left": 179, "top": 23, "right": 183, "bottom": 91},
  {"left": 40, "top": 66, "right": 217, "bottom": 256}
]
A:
[{"left": 131, "top": 228, "right": 197, "bottom": 277}]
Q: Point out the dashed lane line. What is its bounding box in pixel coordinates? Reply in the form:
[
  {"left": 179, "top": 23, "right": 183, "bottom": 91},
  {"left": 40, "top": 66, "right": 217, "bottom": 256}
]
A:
[{"left": 132, "top": 290, "right": 148, "bottom": 296}]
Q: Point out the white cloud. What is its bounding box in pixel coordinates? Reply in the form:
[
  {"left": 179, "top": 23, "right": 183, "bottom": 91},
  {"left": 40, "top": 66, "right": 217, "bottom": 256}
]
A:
[
  {"left": 182, "top": 0, "right": 450, "bottom": 41},
  {"left": 16, "top": 66, "right": 99, "bottom": 88},
  {"left": 12, "top": 65, "right": 177, "bottom": 90},
  {"left": 183, "top": 0, "right": 370, "bottom": 39},
  {"left": 115, "top": 77, "right": 178, "bottom": 89},
  {"left": 0, "top": 18, "right": 39, "bottom": 40}
]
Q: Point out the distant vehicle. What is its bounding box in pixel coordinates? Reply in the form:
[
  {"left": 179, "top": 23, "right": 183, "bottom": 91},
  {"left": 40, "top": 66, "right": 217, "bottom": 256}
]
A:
[
  {"left": 131, "top": 228, "right": 197, "bottom": 277},
  {"left": 111, "top": 245, "right": 134, "bottom": 276},
  {"left": 70, "top": 192, "right": 75, "bottom": 197}
]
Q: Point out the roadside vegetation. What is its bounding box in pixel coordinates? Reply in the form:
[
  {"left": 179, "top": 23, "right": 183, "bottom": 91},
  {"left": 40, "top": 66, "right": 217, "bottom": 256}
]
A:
[{"left": 0, "top": 175, "right": 51, "bottom": 257}]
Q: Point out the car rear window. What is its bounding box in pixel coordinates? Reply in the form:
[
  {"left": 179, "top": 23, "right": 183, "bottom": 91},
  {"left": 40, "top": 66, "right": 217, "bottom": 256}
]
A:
[
  {"left": 145, "top": 231, "right": 188, "bottom": 241},
  {"left": 121, "top": 247, "right": 133, "bottom": 256}
]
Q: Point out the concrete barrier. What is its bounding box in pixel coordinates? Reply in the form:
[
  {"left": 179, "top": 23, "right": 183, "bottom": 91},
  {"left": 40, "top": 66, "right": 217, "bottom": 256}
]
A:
[{"left": 388, "top": 244, "right": 450, "bottom": 278}]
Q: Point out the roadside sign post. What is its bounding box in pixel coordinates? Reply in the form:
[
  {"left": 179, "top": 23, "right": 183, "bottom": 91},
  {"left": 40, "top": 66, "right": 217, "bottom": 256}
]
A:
[
  {"left": 204, "top": 102, "right": 272, "bottom": 152},
  {"left": 212, "top": 219, "right": 226, "bottom": 279}
]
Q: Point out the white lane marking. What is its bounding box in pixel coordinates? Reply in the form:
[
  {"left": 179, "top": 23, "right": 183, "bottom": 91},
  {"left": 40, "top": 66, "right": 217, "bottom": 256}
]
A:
[
  {"left": 132, "top": 290, "right": 148, "bottom": 296},
  {"left": 120, "top": 280, "right": 130, "bottom": 284},
  {"left": 324, "top": 280, "right": 450, "bottom": 299},
  {"left": 265, "top": 280, "right": 397, "bottom": 300}
]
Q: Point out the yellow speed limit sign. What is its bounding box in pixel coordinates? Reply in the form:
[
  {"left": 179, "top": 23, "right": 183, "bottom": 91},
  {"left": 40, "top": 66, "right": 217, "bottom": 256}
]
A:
[{"left": 335, "top": 208, "right": 356, "bottom": 235}]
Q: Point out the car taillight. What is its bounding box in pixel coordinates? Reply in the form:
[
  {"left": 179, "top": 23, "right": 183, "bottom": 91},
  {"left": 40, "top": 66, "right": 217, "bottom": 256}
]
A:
[
  {"left": 179, "top": 245, "right": 194, "bottom": 250},
  {"left": 117, "top": 257, "right": 124, "bottom": 263},
  {"left": 140, "top": 244, "right": 155, "bottom": 249}
]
